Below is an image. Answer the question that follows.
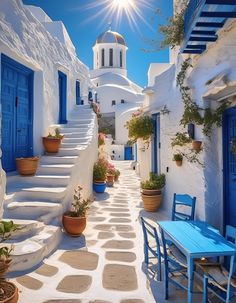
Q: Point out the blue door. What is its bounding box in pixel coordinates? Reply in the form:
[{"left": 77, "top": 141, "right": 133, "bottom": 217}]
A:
[
  {"left": 124, "top": 146, "right": 133, "bottom": 160},
  {"left": 76, "top": 80, "right": 81, "bottom": 105},
  {"left": 223, "top": 107, "right": 236, "bottom": 227},
  {"left": 152, "top": 113, "right": 160, "bottom": 174},
  {"left": 58, "top": 71, "right": 67, "bottom": 124},
  {"left": 1, "top": 54, "right": 33, "bottom": 172}
]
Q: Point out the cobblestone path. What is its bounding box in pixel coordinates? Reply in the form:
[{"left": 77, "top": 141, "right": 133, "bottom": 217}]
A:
[{"left": 13, "top": 161, "right": 156, "bottom": 303}]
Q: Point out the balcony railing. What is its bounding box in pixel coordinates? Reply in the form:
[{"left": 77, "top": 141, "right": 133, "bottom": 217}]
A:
[{"left": 181, "top": 0, "right": 236, "bottom": 54}]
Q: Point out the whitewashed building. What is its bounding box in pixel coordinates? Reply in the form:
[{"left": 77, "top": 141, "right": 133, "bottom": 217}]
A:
[
  {"left": 137, "top": 0, "right": 236, "bottom": 231},
  {"left": 90, "top": 29, "right": 144, "bottom": 160},
  {"left": 0, "top": 0, "right": 97, "bottom": 271}
]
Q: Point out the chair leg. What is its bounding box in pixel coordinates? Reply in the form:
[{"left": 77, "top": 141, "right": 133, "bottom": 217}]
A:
[
  {"left": 144, "top": 244, "right": 149, "bottom": 264},
  {"left": 203, "top": 276, "right": 208, "bottom": 303},
  {"left": 164, "top": 261, "right": 169, "bottom": 300},
  {"left": 157, "top": 254, "right": 162, "bottom": 281}
]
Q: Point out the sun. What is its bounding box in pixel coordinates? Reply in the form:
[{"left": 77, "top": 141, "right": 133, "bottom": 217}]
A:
[{"left": 112, "top": 0, "right": 134, "bottom": 9}]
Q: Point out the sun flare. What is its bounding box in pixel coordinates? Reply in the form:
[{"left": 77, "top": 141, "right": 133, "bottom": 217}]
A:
[
  {"left": 112, "top": 0, "right": 134, "bottom": 9},
  {"left": 80, "top": 0, "right": 154, "bottom": 33}
]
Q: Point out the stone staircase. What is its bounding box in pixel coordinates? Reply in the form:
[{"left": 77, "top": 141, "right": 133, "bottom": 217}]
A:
[{"left": 3, "top": 105, "right": 98, "bottom": 273}]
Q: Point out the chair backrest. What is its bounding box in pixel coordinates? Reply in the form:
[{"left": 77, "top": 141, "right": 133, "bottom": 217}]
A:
[
  {"left": 171, "top": 193, "right": 196, "bottom": 221},
  {"left": 225, "top": 225, "right": 236, "bottom": 274},
  {"left": 140, "top": 217, "right": 161, "bottom": 258}
]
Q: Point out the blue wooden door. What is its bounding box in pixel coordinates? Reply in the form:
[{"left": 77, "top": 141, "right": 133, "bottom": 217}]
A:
[
  {"left": 76, "top": 80, "right": 81, "bottom": 105},
  {"left": 152, "top": 113, "right": 160, "bottom": 174},
  {"left": 1, "top": 55, "right": 33, "bottom": 172},
  {"left": 223, "top": 107, "right": 236, "bottom": 227},
  {"left": 124, "top": 146, "right": 133, "bottom": 160},
  {"left": 58, "top": 71, "right": 67, "bottom": 124}
]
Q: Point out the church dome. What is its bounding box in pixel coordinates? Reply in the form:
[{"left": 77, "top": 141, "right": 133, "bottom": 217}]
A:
[{"left": 96, "top": 30, "right": 126, "bottom": 46}]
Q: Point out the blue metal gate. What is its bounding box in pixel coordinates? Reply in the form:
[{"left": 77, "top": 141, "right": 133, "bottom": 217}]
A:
[
  {"left": 223, "top": 107, "right": 236, "bottom": 227},
  {"left": 124, "top": 146, "right": 133, "bottom": 160},
  {"left": 1, "top": 54, "right": 33, "bottom": 172}
]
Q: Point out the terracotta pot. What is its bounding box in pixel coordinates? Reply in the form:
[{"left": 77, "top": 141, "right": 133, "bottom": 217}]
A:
[
  {"left": 141, "top": 189, "right": 161, "bottom": 196},
  {"left": 94, "top": 179, "right": 106, "bottom": 183},
  {"left": 142, "top": 193, "right": 162, "bottom": 212},
  {"left": 0, "top": 281, "right": 18, "bottom": 303},
  {"left": 192, "top": 140, "right": 202, "bottom": 152},
  {"left": 62, "top": 214, "right": 86, "bottom": 236},
  {"left": 106, "top": 174, "right": 114, "bottom": 187},
  {"left": 42, "top": 137, "right": 62, "bottom": 153},
  {"left": 175, "top": 160, "right": 182, "bottom": 167},
  {"left": 15, "top": 157, "right": 40, "bottom": 176},
  {"left": 0, "top": 259, "right": 12, "bottom": 276}
]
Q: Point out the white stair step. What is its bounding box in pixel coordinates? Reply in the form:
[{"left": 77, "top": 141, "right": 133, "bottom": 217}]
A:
[
  {"left": 2, "top": 219, "right": 45, "bottom": 240},
  {"left": 6, "top": 201, "right": 63, "bottom": 222},
  {"left": 13, "top": 186, "right": 67, "bottom": 202},
  {"left": 57, "top": 147, "right": 84, "bottom": 156},
  {"left": 61, "top": 127, "right": 88, "bottom": 133},
  {"left": 63, "top": 136, "right": 91, "bottom": 143},
  {"left": 40, "top": 155, "right": 77, "bottom": 164},
  {"left": 64, "top": 132, "right": 93, "bottom": 138},
  {"left": 9, "top": 225, "right": 62, "bottom": 272},
  {"left": 37, "top": 164, "right": 74, "bottom": 175},
  {"left": 61, "top": 142, "right": 89, "bottom": 148},
  {"left": 7, "top": 174, "right": 70, "bottom": 187}
]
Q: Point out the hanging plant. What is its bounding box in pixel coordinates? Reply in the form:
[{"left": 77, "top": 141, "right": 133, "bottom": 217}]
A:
[
  {"left": 125, "top": 113, "right": 154, "bottom": 145},
  {"left": 177, "top": 59, "right": 231, "bottom": 137},
  {"left": 231, "top": 139, "right": 236, "bottom": 154},
  {"left": 171, "top": 132, "right": 192, "bottom": 147}
]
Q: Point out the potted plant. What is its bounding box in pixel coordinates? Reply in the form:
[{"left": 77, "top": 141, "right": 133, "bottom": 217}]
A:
[
  {"left": 93, "top": 159, "right": 108, "bottom": 193},
  {"left": 192, "top": 140, "right": 202, "bottom": 152},
  {"left": 62, "top": 186, "right": 90, "bottom": 236},
  {"left": 106, "top": 163, "right": 116, "bottom": 187},
  {"left": 0, "top": 220, "right": 20, "bottom": 303},
  {"left": 141, "top": 173, "right": 166, "bottom": 212},
  {"left": 16, "top": 156, "right": 40, "bottom": 176},
  {"left": 114, "top": 169, "right": 120, "bottom": 182},
  {"left": 42, "top": 128, "right": 64, "bottom": 153},
  {"left": 173, "top": 153, "right": 183, "bottom": 167},
  {"left": 98, "top": 133, "right": 106, "bottom": 147}
]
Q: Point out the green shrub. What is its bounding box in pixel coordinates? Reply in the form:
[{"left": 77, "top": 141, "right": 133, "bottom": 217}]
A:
[
  {"left": 141, "top": 173, "right": 166, "bottom": 190},
  {"left": 125, "top": 115, "right": 154, "bottom": 144}
]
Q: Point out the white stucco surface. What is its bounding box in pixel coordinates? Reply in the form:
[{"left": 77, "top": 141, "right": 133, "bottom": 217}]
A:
[
  {"left": 138, "top": 20, "right": 236, "bottom": 229},
  {"left": 0, "top": 0, "right": 92, "bottom": 157}
]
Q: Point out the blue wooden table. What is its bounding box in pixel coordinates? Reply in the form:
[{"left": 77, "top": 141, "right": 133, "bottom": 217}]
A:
[{"left": 159, "top": 221, "right": 236, "bottom": 303}]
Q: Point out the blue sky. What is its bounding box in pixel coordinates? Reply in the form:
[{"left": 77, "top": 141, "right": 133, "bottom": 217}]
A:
[{"left": 22, "top": 0, "right": 172, "bottom": 87}]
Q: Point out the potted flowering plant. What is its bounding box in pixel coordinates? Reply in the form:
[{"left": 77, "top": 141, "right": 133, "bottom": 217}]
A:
[
  {"left": 98, "top": 133, "right": 106, "bottom": 147},
  {"left": 62, "top": 186, "right": 90, "bottom": 236},
  {"left": 42, "top": 128, "right": 64, "bottom": 153},
  {"left": 0, "top": 220, "right": 20, "bottom": 303},
  {"left": 106, "top": 163, "right": 116, "bottom": 187},
  {"left": 93, "top": 158, "right": 108, "bottom": 193}
]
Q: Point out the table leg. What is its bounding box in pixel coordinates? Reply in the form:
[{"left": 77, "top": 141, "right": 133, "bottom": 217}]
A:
[
  {"left": 187, "top": 258, "right": 194, "bottom": 303},
  {"left": 226, "top": 254, "right": 235, "bottom": 303}
]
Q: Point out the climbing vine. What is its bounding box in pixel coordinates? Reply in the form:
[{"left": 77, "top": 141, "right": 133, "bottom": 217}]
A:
[{"left": 176, "top": 59, "right": 231, "bottom": 137}]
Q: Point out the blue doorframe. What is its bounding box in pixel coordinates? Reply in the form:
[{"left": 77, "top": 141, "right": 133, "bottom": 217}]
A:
[
  {"left": 76, "top": 80, "right": 81, "bottom": 105},
  {"left": 223, "top": 107, "right": 236, "bottom": 228},
  {"left": 58, "top": 71, "right": 67, "bottom": 124},
  {"left": 152, "top": 113, "right": 160, "bottom": 174},
  {"left": 1, "top": 54, "right": 34, "bottom": 172}
]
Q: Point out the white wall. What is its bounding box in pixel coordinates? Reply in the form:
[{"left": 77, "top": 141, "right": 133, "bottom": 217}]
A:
[
  {"left": 138, "top": 19, "right": 236, "bottom": 229},
  {"left": 0, "top": 0, "right": 92, "bottom": 157}
]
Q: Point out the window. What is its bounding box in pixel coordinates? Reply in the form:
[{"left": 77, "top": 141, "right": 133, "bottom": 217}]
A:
[
  {"left": 112, "top": 100, "right": 116, "bottom": 106},
  {"left": 120, "top": 51, "right": 122, "bottom": 67},
  {"left": 109, "top": 48, "right": 113, "bottom": 67},
  {"left": 121, "top": 99, "right": 125, "bottom": 104},
  {"left": 101, "top": 49, "right": 105, "bottom": 67}
]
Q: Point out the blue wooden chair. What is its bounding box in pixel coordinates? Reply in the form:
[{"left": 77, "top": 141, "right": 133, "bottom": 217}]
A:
[
  {"left": 140, "top": 217, "right": 162, "bottom": 281},
  {"left": 171, "top": 193, "right": 196, "bottom": 221},
  {"left": 159, "top": 227, "right": 188, "bottom": 300},
  {"left": 199, "top": 225, "right": 236, "bottom": 303}
]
